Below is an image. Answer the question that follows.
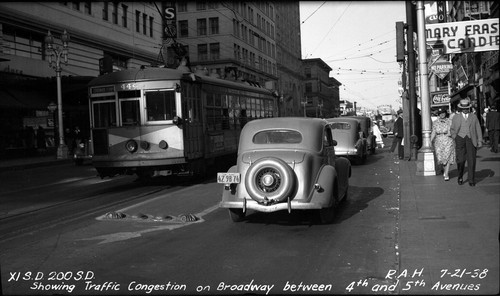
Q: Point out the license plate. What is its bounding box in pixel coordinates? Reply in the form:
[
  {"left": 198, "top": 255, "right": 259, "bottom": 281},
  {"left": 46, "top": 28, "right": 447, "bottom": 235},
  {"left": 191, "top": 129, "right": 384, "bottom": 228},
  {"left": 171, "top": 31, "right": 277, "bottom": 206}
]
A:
[{"left": 217, "top": 173, "right": 241, "bottom": 184}]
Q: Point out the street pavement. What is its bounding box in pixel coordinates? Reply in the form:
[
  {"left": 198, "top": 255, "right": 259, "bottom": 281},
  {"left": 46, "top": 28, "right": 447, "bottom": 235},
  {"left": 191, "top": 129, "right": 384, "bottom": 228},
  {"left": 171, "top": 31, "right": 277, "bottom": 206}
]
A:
[{"left": 1, "top": 142, "right": 498, "bottom": 294}]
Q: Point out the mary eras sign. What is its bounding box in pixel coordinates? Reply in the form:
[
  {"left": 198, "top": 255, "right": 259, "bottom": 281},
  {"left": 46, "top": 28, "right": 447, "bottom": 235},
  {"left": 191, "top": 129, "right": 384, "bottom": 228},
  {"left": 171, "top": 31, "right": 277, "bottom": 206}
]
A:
[{"left": 426, "top": 19, "right": 499, "bottom": 54}]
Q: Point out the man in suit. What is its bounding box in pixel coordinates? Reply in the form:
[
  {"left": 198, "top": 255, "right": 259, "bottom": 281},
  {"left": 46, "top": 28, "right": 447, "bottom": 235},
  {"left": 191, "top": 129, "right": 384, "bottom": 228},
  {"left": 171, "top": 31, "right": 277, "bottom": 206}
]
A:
[
  {"left": 450, "top": 98, "right": 483, "bottom": 186},
  {"left": 390, "top": 109, "right": 404, "bottom": 159},
  {"left": 486, "top": 105, "right": 500, "bottom": 153}
]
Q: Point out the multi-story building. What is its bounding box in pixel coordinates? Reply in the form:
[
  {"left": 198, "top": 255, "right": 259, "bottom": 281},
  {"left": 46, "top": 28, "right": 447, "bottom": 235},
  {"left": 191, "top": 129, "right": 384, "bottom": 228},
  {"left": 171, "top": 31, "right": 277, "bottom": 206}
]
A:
[
  {"left": 302, "top": 58, "right": 339, "bottom": 118},
  {"left": 0, "top": 2, "right": 163, "bottom": 157},
  {"left": 174, "top": 2, "right": 278, "bottom": 86},
  {"left": 442, "top": 1, "right": 498, "bottom": 117},
  {"left": 0, "top": 1, "right": 307, "bottom": 159},
  {"left": 275, "top": 2, "right": 304, "bottom": 117}
]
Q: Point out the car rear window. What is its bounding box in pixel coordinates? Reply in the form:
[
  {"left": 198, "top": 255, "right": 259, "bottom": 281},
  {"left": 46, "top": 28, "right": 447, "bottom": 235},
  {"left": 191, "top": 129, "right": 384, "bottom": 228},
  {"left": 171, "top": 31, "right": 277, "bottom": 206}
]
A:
[
  {"left": 252, "top": 130, "right": 302, "bottom": 144},
  {"left": 330, "top": 122, "right": 352, "bottom": 130}
]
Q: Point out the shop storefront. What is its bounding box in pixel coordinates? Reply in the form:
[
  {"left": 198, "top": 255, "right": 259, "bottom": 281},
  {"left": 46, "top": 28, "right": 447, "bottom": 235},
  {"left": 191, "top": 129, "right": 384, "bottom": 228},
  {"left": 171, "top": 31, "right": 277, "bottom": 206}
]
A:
[{"left": 0, "top": 73, "right": 92, "bottom": 159}]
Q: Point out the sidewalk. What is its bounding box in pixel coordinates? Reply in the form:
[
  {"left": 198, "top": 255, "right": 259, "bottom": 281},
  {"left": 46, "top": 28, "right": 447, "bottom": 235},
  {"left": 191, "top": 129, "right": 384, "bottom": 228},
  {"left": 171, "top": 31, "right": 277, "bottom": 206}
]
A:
[{"left": 397, "top": 146, "right": 499, "bottom": 294}]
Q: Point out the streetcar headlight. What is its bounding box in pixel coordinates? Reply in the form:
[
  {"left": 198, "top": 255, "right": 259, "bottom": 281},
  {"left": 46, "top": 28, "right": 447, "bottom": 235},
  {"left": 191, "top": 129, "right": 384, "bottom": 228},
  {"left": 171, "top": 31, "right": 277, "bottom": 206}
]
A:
[
  {"left": 125, "top": 140, "right": 138, "bottom": 153},
  {"left": 140, "top": 141, "right": 150, "bottom": 150},
  {"left": 159, "top": 140, "right": 168, "bottom": 150}
]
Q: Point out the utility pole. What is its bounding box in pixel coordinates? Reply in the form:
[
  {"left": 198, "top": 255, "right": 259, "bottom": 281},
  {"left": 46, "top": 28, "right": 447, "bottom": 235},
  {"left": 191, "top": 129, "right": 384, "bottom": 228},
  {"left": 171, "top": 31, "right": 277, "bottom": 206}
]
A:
[
  {"left": 406, "top": 1, "right": 418, "bottom": 160},
  {"left": 415, "top": 1, "right": 436, "bottom": 176}
]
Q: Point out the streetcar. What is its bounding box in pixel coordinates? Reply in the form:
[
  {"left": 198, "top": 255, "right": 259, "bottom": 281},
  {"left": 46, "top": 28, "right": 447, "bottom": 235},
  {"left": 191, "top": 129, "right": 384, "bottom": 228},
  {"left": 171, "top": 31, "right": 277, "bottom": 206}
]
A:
[{"left": 87, "top": 67, "right": 278, "bottom": 179}]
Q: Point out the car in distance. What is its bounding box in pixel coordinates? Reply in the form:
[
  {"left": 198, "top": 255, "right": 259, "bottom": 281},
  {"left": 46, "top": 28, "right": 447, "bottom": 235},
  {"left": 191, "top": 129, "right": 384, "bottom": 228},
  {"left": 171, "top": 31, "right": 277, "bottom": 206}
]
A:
[
  {"left": 326, "top": 117, "right": 367, "bottom": 165},
  {"left": 219, "top": 117, "right": 351, "bottom": 224},
  {"left": 343, "top": 116, "right": 377, "bottom": 154}
]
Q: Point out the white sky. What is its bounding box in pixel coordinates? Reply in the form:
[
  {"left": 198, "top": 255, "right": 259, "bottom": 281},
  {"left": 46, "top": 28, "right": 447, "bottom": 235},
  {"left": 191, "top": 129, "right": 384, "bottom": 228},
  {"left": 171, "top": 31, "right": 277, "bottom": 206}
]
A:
[{"left": 299, "top": 1, "right": 407, "bottom": 110}]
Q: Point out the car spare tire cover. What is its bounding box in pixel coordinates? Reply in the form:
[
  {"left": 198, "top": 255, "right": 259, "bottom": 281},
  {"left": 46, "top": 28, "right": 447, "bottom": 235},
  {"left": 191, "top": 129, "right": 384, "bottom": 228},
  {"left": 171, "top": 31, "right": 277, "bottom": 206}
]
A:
[{"left": 245, "top": 157, "right": 295, "bottom": 203}]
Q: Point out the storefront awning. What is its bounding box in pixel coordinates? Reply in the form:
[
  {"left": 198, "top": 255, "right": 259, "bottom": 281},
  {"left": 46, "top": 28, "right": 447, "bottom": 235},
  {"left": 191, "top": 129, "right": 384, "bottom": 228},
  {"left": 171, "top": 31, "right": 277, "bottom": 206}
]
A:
[{"left": 450, "top": 83, "right": 475, "bottom": 103}]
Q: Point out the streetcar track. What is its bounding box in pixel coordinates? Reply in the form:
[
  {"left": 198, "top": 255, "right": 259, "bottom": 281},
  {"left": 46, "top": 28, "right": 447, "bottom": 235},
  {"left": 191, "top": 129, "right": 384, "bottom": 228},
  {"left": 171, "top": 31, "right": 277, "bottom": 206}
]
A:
[
  {"left": 0, "top": 181, "right": 190, "bottom": 242},
  {"left": 0, "top": 175, "right": 105, "bottom": 196}
]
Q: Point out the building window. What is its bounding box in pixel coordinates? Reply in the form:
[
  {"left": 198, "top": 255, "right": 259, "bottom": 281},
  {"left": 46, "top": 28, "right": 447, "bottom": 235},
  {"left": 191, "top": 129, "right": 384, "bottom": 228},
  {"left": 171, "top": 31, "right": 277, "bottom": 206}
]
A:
[
  {"left": 72, "top": 2, "right": 80, "bottom": 11},
  {"left": 196, "top": 2, "right": 206, "bottom": 10},
  {"left": 84, "top": 2, "right": 91, "bottom": 14},
  {"left": 305, "top": 82, "right": 312, "bottom": 93},
  {"left": 248, "top": 7, "right": 253, "bottom": 24},
  {"left": 135, "top": 11, "right": 140, "bottom": 33},
  {"left": 210, "top": 43, "right": 220, "bottom": 60},
  {"left": 179, "top": 20, "right": 189, "bottom": 37},
  {"left": 112, "top": 2, "right": 118, "bottom": 24},
  {"left": 198, "top": 44, "right": 208, "bottom": 61},
  {"left": 305, "top": 67, "right": 311, "bottom": 78},
  {"left": 178, "top": 2, "right": 187, "bottom": 12},
  {"left": 197, "top": 18, "right": 207, "bottom": 36},
  {"left": 149, "top": 16, "right": 154, "bottom": 37},
  {"left": 208, "top": 2, "right": 218, "bottom": 9},
  {"left": 122, "top": 4, "right": 128, "bottom": 28},
  {"left": 3, "top": 25, "right": 43, "bottom": 60},
  {"left": 209, "top": 17, "right": 219, "bottom": 35},
  {"left": 143, "top": 14, "right": 147, "bottom": 34},
  {"left": 102, "top": 2, "right": 108, "bottom": 20}
]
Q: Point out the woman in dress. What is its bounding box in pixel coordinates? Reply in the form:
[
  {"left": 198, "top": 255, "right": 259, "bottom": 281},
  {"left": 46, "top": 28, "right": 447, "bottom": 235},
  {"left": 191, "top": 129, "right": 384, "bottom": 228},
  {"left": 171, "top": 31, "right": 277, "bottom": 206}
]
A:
[
  {"left": 373, "top": 121, "right": 384, "bottom": 148},
  {"left": 430, "top": 108, "right": 456, "bottom": 181}
]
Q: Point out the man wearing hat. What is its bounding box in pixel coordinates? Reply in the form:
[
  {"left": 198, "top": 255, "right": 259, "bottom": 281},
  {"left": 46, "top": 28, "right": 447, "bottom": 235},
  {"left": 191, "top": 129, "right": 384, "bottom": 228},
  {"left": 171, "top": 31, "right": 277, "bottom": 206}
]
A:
[
  {"left": 450, "top": 98, "right": 483, "bottom": 186},
  {"left": 390, "top": 109, "right": 404, "bottom": 159}
]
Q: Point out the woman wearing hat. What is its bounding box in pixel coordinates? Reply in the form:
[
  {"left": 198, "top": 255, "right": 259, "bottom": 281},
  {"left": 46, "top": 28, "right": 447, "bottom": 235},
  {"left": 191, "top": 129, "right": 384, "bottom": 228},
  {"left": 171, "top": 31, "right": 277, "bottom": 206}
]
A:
[
  {"left": 450, "top": 98, "right": 483, "bottom": 186},
  {"left": 430, "top": 108, "right": 455, "bottom": 181}
]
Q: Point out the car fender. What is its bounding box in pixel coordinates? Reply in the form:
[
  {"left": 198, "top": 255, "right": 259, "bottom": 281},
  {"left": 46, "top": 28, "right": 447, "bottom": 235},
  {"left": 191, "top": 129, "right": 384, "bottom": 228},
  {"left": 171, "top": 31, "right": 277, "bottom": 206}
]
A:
[
  {"left": 221, "top": 165, "right": 238, "bottom": 202},
  {"left": 334, "top": 157, "right": 351, "bottom": 198},
  {"left": 309, "top": 165, "right": 337, "bottom": 208}
]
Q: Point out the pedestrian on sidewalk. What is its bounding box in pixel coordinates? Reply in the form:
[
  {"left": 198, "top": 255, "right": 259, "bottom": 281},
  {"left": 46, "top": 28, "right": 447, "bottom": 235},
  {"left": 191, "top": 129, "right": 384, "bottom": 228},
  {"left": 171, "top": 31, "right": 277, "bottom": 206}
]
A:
[
  {"left": 450, "top": 98, "right": 483, "bottom": 186},
  {"left": 486, "top": 105, "right": 499, "bottom": 153},
  {"left": 390, "top": 109, "right": 404, "bottom": 159},
  {"left": 430, "top": 108, "right": 455, "bottom": 181},
  {"left": 373, "top": 121, "right": 385, "bottom": 148}
]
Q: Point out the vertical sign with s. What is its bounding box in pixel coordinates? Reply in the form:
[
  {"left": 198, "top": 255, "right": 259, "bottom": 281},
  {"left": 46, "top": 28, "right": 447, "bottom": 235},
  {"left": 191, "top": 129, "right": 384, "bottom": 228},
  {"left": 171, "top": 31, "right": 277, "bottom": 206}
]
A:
[{"left": 162, "top": 4, "right": 177, "bottom": 39}]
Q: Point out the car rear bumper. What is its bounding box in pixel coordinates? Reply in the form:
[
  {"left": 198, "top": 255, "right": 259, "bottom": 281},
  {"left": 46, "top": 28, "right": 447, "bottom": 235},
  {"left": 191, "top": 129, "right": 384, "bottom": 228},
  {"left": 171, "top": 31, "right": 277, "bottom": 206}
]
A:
[{"left": 220, "top": 199, "right": 324, "bottom": 212}]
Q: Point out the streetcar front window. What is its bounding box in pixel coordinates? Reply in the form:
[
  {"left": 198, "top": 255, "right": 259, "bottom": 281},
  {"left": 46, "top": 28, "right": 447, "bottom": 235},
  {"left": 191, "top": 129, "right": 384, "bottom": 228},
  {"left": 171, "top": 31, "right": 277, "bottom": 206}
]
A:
[
  {"left": 93, "top": 102, "right": 116, "bottom": 128},
  {"left": 145, "top": 90, "right": 176, "bottom": 121},
  {"left": 121, "top": 100, "right": 140, "bottom": 126}
]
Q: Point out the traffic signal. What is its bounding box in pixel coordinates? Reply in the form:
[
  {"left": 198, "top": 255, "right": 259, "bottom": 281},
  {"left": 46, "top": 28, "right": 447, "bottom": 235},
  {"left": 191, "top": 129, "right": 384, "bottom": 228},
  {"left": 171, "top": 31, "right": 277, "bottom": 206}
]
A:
[
  {"left": 99, "top": 56, "right": 113, "bottom": 76},
  {"left": 396, "top": 21, "right": 406, "bottom": 62}
]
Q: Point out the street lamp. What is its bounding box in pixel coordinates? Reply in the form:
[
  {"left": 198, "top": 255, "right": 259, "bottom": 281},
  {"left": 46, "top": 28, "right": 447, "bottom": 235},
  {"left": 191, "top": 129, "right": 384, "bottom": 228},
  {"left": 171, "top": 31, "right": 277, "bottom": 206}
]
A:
[
  {"left": 302, "top": 96, "right": 308, "bottom": 117},
  {"left": 45, "top": 29, "right": 70, "bottom": 159}
]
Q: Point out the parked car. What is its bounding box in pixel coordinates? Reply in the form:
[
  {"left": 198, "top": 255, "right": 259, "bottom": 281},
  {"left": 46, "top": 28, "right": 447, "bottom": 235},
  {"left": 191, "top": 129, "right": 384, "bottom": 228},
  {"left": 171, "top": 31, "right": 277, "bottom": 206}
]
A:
[
  {"left": 344, "top": 116, "right": 377, "bottom": 154},
  {"left": 219, "top": 117, "right": 351, "bottom": 224},
  {"left": 326, "top": 117, "right": 367, "bottom": 164}
]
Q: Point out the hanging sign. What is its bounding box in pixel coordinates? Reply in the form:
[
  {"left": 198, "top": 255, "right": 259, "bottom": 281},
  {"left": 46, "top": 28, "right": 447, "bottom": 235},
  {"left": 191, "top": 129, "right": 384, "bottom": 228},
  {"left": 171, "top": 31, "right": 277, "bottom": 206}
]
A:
[
  {"left": 431, "top": 91, "right": 450, "bottom": 107},
  {"left": 430, "top": 60, "right": 453, "bottom": 79},
  {"left": 426, "top": 19, "right": 499, "bottom": 54}
]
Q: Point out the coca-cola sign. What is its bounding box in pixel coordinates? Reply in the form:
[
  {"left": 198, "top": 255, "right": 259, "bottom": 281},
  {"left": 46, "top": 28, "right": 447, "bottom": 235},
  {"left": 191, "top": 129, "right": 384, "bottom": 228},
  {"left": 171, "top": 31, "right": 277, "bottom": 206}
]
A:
[{"left": 431, "top": 92, "right": 450, "bottom": 106}]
